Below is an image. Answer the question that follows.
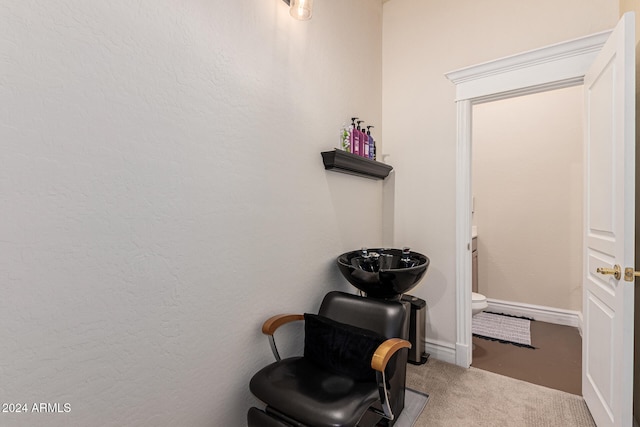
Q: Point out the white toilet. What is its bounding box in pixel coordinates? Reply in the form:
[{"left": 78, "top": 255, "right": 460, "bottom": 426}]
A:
[{"left": 472, "top": 292, "right": 488, "bottom": 316}]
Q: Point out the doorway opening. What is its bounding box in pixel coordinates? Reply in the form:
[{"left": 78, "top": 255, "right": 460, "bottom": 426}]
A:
[
  {"left": 470, "top": 86, "right": 584, "bottom": 394},
  {"left": 445, "top": 29, "right": 611, "bottom": 371},
  {"left": 447, "top": 14, "right": 636, "bottom": 426}
]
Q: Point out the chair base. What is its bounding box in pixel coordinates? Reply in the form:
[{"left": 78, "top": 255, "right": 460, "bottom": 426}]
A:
[
  {"left": 248, "top": 406, "right": 391, "bottom": 427},
  {"left": 247, "top": 407, "right": 295, "bottom": 427}
]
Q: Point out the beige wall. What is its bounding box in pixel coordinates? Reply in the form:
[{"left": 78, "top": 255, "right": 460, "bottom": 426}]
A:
[
  {"left": 472, "top": 87, "right": 583, "bottom": 311},
  {"left": 0, "top": 1, "right": 384, "bottom": 426},
  {"left": 382, "top": 0, "right": 618, "bottom": 348}
]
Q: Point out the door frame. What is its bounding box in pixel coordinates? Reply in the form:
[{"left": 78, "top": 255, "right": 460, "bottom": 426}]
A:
[{"left": 445, "top": 30, "right": 612, "bottom": 368}]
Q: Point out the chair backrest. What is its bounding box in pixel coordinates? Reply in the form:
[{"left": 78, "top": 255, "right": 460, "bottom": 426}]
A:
[{"left": 318, "top": 291, "right": 409, "bottom": 340}]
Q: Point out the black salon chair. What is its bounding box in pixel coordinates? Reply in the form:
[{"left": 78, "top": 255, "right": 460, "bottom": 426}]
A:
[{"left": 248, "top": 291, "right": 410, "bottom": 427}]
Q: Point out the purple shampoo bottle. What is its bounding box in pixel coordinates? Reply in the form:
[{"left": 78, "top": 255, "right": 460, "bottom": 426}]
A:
[
  {"left": 347, "top": 117, "right": 358, "bottom": 153},
  {"left": 367, "top": 126, "right": 375, "bottom": 160}
]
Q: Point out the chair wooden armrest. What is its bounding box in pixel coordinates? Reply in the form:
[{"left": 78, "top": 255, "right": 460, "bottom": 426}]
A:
[
  {"left": 371, "top": 338, "right": 412, "bottom": 372},
  {"left": 262, "top": 314, "right": 304, "bottom": 336},
  {"left": 262, "top": 314, "right": 305, "bottom": 362}
]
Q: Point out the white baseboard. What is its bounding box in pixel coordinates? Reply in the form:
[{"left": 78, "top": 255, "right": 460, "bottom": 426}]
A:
[
  {"left": 423, "top": 339, "right": 456, "bottom": 365},
  {"left": 487, "top": 298, "right": 583, "bottom": 333}
]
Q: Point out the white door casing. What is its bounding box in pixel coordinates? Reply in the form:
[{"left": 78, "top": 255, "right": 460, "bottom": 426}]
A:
[
  {"left": 446, "top": 15, "right": 634, "bottom": 427},
  {"left": 445, "top": 29, "right": 611, "bottom": 368},
  {"left": 583, "top": 12, "right": 635, "bottom": 427}
]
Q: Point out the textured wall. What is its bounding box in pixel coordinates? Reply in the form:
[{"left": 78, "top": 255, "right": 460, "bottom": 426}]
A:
[
  {"left": 0, "top": 1, "right": 383, "bottom": 425},
  {"left": 472, "top": 87, "right": 583, "bottom": 311},
  {"left": 382, "top": 0, "right": 618, "bottom": 351}
]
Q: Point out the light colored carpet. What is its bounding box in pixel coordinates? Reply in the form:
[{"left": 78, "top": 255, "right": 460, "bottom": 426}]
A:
[
  {"left": 406, "top": 358, "right": 596, "bottom": 427},
  {"left": 472, "top": 312, "right": 532, "bottom": 346}
]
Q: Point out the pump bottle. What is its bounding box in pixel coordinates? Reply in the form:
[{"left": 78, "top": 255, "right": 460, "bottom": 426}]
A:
[
  {"left": 352, "top": 118, "right": 361, "bottom": 156},
  {"left": 366, "top": 126, "right": 375, "bottom": 160},
  {"left": 360, "top": 121, "right": 369, "bottom": 158},
  {"left": 341, "top": 122, "right": 351, "bottom": 152},
  {"left": 356, "top": 120, "right": 365, "bottom": 157}
]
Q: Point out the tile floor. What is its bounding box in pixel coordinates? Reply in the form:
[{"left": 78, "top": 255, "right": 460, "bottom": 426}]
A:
[{"left": 471, "top": 319, "right": 582, "bottom": 395}]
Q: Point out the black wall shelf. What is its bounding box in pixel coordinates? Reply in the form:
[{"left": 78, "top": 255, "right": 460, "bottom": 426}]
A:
[{"left": 321, "top": 149, "right": 393, "bottom": 180}]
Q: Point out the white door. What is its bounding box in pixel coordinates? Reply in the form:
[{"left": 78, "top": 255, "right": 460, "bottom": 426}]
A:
[{"left": 584, "top": 12, "right": 635, "bottom": 427}]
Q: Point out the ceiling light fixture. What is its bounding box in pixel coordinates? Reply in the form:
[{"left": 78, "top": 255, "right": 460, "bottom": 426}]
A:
[{"left": 282, "top": 0, "right": 313, "bottom": 21}]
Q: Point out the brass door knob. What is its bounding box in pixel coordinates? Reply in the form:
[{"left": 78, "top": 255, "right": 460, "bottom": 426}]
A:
[{"left": 596, "top": 265, "right": 621, "bottom": 280}]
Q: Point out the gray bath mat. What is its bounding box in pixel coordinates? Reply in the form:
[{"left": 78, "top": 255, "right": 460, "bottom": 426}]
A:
[{"left": 472, "top": 312, "right": 534, "bottom": 348}]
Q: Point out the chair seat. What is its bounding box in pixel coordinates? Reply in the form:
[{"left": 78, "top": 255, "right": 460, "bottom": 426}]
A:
[{"left": 249, "top": 356, "right": 380, "bottom": 427}]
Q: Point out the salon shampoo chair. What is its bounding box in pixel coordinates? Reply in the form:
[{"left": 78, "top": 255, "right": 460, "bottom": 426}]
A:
[{"left": 248, "top": 291, "right": 411, "bottom": 427}]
